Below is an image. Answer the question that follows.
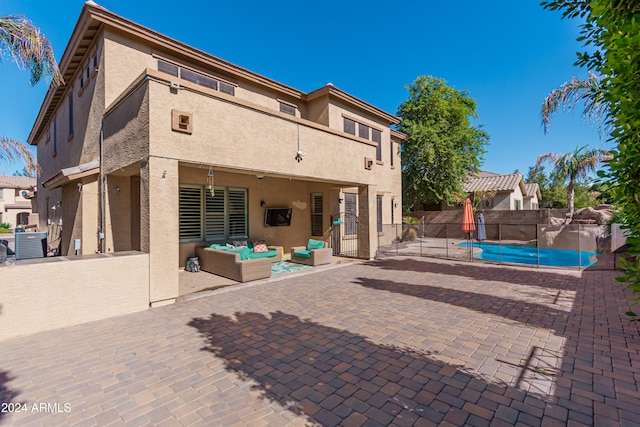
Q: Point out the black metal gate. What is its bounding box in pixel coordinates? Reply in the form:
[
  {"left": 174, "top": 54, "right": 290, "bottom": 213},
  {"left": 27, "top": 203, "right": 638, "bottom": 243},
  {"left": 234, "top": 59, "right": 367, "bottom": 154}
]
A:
[{"left": 330, "top": 212, "right": 359, "bottom": 258}]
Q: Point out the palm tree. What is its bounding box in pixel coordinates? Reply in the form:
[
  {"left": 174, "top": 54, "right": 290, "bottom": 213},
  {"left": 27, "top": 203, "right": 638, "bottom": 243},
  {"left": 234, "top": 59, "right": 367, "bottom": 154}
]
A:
[
  {"left": 536, "top": 145, "right": 612, "bottom": 217},
  {"left": 1, "top": 15, "right": 62, "bottom": 173},
  {"left": 541, "top": 71, "right": 606, "bottom": 134}
]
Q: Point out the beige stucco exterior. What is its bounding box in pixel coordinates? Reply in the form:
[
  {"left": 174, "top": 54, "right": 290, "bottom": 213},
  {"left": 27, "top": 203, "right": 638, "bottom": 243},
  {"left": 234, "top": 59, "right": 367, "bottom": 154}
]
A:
[
  {"left": 29, "top": 3, "right": 404, "bottom": 305},
  {"left": 0, "top": 253, "right": 149, "bottom": 342}
]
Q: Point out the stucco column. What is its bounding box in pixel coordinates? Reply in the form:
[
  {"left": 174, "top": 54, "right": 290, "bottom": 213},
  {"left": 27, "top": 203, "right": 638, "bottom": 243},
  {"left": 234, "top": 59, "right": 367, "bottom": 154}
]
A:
[
  {"left": 80, "top": 177, "right": 100, "bottom": 255},
  {"left": 141, "top": 156, "right": 179, "bottom": 305},
  {"left": 357, "top": 184, "right": 378, "bottom": 260}
]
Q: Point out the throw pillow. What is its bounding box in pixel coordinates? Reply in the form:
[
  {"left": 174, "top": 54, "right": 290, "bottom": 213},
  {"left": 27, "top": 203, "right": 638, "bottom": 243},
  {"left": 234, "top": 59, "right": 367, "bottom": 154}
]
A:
[
  {"left": 307, "top": 239, "right": 325, "bottom": 251},
  {"left": 253, "top": 240, "right": 268, "bottom": 253},
  {"left": 233, "top": 240, "right": 248, "bottom": 248}
]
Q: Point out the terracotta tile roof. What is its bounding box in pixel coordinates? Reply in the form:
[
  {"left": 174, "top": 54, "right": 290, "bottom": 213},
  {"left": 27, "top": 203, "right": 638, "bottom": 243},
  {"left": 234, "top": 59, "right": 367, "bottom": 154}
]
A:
[
  {"left": 524, "top": 183, "right": 541, "bottom": 199},
  {"left": 463, "top": 173, "right": 524, "bottom": 193},
  {"left": 0, "top": 176, "right": 36, "bottom": 189}
]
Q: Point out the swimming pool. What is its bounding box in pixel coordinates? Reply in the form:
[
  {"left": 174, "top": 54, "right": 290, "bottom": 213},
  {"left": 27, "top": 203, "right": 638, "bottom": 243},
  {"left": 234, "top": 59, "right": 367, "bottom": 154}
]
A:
[{"left": 458, "top": 242, "right": 597, "bottom": 267}]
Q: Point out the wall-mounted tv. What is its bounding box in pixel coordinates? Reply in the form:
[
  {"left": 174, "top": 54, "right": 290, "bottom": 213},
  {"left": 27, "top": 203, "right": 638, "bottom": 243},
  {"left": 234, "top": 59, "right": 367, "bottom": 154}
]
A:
[{"left": 264, "top": 208, "right": 292, "bottom": 227}]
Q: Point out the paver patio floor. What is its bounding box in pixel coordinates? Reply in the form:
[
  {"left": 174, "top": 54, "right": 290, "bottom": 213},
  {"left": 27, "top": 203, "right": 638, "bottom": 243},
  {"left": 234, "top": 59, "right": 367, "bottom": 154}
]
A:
[{"left": 1, "top": 256, "right": 639, "bottom": 426}]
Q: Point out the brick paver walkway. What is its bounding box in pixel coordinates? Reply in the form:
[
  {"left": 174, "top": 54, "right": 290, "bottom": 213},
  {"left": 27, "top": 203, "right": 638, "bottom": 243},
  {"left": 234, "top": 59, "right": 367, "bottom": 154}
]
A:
[{"left": 1, "top": 257, "right": 639, "bottom": 426}]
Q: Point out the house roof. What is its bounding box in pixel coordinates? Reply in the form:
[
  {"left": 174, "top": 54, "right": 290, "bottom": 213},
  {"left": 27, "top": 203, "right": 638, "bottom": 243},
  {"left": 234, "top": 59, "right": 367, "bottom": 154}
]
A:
[
  {"left": 28, "top": 2, "right": 402, "bottom": 144},
  {"left": 0, "top": 176, "right": 36, "bottom": 189},
  {"left": 524, "top": 183, "right": 542, "bottom": 199},
  {"left": 3, "top": 201, "right": 32, "bottom": 210},
  {"left": 463, "top": 173, "right": 527, "bottom": 195}
]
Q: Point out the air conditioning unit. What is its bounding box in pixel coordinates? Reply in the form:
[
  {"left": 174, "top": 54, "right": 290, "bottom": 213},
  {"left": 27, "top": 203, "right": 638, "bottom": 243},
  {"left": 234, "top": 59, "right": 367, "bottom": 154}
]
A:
[
  {"left": 364, "top": 157, "right": 373, "bottom": 170},
  {"left": 15, "top": 232, "right": 47, "bottom": 260}
]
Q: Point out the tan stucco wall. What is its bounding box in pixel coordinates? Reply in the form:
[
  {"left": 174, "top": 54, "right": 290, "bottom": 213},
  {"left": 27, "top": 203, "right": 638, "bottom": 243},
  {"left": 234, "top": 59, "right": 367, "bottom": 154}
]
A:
[
  {"left": 0, "top": 252, "right": 149, "bottom": 342},
  {"left": 36, "top": 38, "right": 105, "bottom": 253},
  {"left": 143, "top": 157, "right": 179, "bottom": 303},
  {"left": 103, "top": 82, "right": 150, "bottom": 174},
  {"left": 105, "top": 174, "right": 134, "bottom": 252},
  {"left": 104, "top": 31, "right": 156, "bottom": 107},
  {"left": 146, "top": 81, "right": 386, "bottom": 186}
]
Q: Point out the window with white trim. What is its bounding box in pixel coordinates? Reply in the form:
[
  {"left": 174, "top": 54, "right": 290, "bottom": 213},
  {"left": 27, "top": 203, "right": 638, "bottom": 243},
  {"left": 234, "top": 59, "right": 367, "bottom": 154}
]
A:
[{"left": 179, "top": 185, "right": 248, "bottom": 242}]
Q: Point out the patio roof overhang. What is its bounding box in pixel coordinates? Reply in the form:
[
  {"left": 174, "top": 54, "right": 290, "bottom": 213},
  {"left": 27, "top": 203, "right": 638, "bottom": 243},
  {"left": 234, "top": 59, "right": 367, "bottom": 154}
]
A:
[{"left": 41, "top": 159, "right": 100, "bottom": 189}]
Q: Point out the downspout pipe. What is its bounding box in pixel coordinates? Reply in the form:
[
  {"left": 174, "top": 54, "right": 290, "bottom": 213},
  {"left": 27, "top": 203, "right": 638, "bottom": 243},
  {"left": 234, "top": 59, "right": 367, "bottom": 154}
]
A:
[{"left": 99, "top": 121, "right": 105, "bottom": 253}]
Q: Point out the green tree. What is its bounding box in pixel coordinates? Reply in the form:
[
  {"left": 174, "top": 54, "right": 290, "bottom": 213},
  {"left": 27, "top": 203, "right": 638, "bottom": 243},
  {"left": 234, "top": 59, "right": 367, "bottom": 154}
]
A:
[
  {"left": 542, "top": 0, "right": 640, "bottom": 315},
  {"left": 398, "top": 76, "right": 489, "bottom": 211},
  {"left": 0, "top": 15, "right": 62, "bottom": 173},
  {"left": 535, "top": 145, "right": 611, "bottom": 216}
]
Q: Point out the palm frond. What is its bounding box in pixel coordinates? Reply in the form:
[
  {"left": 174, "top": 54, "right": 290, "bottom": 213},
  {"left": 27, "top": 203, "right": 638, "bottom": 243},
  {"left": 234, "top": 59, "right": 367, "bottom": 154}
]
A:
[
  {"left": 0, "top": 136, "right": 37, "bottom": 175},
  {"left": 0, "top": 15, "right": 63, "bottom": 86},
  {"left": 541, "top": 72, "right": 604, "bottom": 133}
]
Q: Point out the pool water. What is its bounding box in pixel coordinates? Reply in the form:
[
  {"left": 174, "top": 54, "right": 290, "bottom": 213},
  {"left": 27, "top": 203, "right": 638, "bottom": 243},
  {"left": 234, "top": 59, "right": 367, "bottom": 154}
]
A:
[{"left": 458, "top": 242, "right": 597, "bottom": 267}]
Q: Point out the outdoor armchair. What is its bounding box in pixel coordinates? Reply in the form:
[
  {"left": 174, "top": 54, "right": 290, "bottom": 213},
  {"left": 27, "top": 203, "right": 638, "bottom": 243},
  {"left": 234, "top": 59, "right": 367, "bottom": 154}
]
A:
[{"left": 290, "top": 239, "right": 332, "bottom": 266}]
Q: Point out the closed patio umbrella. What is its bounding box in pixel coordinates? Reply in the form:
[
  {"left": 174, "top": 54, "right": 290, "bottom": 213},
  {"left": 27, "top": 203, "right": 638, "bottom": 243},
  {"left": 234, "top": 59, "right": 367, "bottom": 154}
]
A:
[
  {"left": 462, "top": 198, "right": 476, "bottom": 260},
  {"left": 462, "top": 198, "right": 476, "bottom": 239}
]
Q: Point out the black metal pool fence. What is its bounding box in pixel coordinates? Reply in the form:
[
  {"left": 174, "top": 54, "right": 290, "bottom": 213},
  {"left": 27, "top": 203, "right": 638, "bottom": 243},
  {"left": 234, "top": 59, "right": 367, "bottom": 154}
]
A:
[{"left": 376, "top": 222, "right": 626, "bottom": 270}]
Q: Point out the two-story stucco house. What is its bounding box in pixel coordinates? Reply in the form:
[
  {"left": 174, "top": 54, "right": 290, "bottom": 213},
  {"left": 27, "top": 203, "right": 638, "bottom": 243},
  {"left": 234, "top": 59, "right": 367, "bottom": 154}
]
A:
[
  {"left": 29, "top": 2, "right": 405, "bottom": 306},
  {"left": 0, "top": 176, "right": 36, "bottom": 228}
]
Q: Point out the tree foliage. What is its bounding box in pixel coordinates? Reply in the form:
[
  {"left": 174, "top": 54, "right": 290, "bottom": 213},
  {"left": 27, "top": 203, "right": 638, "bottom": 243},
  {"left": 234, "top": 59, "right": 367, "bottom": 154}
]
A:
[
  {"left": 0, "top": 15, "right": 62, "bottom": 174},
  {"left": 535, "top": 145, "right": 611, "bottom": 215},
  {"left": 541, "top": 0, "right": 640, "bottom": 315},
  {"left": 526, "top": 164, "right": 604, "bottom": 209},
  {"left": 398, "top": 76, "right": 489, "bottom": 211}
]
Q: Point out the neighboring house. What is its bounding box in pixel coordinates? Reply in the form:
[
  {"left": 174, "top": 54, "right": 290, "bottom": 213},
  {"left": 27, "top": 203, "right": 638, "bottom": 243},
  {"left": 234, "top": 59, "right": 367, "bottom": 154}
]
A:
[
  {"left": 462, "top": 171, "right": 540, "bottom": 211},
  {"left": 28, "top": 3, "right": 405, "bottom": 306},
  {"left": 0, "top": 176, "right": 36, "bottom": 228},
  {"left": 524, "top": 183, "right": 541, "bottom": 210}
]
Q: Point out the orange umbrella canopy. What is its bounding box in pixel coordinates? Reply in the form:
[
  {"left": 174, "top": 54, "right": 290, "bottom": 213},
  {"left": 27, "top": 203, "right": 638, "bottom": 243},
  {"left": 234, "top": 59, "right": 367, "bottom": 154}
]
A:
[{"left": 462, "top": 198, "right": 476, "bottom": 234}]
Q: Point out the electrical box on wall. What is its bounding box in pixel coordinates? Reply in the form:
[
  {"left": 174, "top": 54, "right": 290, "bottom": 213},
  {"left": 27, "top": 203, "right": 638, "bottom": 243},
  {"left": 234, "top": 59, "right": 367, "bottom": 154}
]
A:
[{"left": 364, "top": 157, "right": 373, "bottom": 170}]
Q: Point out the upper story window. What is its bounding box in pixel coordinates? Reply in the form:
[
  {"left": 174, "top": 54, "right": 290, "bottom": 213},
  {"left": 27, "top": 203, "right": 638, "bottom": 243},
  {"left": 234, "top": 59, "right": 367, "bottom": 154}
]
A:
[
  {"left": 343, "top": 115, "right": 385, "bottom": 160},
  {"left": 343, "top": 117, "right": 356, "bottom": 135},
  {"left": 372, "top": 129, "right": 382, "bottom": 161},
  {"left": 158, "top": 59, "right": 235, "bottom": 96},
  {"left": 390, "top": 140, "right": 394, "bottom": 166},
  {"left": 68, "top": 93, "right": 74, "bottom": 139},
  {"left": 358, "top": 123, "right": 370, "bottom": 140},
  {"left": 279, "top": 102, "right": 296, "bottom": 116},
  {"left": 53, "top": 117, "right": 57, "bottom": 157}
]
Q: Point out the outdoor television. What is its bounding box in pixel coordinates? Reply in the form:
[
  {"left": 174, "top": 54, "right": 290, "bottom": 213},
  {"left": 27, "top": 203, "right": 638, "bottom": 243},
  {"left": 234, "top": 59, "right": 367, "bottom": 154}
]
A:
[{"left": 264, "top": 208, "right": 292, "bottom": 227}]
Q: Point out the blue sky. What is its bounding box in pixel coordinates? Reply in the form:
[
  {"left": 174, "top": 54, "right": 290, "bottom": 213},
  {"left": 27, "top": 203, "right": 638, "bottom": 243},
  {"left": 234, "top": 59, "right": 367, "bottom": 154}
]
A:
[{"left": 0, "top": 0, "right": 607, "bottom": 177}]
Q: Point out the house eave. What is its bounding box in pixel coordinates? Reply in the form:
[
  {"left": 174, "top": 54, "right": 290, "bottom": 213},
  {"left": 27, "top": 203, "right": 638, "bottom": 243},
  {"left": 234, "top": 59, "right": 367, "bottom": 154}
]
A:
[{"left": 41, "top": 160, "right": 100, "bottom": 189}]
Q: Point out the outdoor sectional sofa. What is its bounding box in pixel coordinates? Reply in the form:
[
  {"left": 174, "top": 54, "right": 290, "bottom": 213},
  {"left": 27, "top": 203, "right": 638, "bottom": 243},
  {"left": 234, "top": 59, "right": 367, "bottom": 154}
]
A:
[{"left": 195, "top": 241, "right": 283, "bottom": 282}]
